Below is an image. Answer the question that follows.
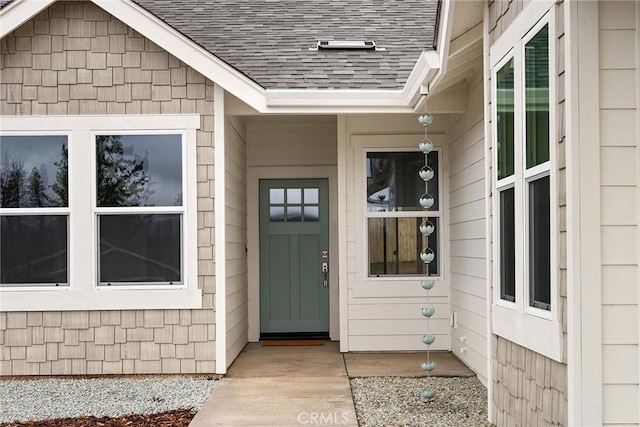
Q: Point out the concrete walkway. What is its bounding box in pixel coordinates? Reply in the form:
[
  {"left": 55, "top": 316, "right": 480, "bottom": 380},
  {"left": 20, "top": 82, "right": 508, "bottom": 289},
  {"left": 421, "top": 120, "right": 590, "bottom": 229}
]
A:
[{"left": 189, "top": 342, "right": 474, "bottom": 426}]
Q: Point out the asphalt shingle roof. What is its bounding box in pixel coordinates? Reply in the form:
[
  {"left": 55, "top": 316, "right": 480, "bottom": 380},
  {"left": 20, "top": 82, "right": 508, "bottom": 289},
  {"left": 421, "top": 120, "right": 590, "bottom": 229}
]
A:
[
  {"left": 1, "top": 0, "right": 439, "bottom": 90},
  {"left": 132, "top": 0, "right": 439, "bottom": 90}
]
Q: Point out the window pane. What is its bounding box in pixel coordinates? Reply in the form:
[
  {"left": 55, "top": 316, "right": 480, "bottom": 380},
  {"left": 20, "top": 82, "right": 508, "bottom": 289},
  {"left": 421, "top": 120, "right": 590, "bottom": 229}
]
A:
[
  {"left": 500, "top": 188, "right": 516, "bottom": 302},
  {"left": 304, "top": 188, "right": 319, "bottom": 204},
  {"left": 367, "top": 151, "right": 438, "bottom": 212},
  {"left": 368, "top": 217, "right": 438, "bottom": 276},
  {"left": 497, "top": 59, "right": 515, "bottom": 180},
  {"left": 270, "top": 188, "right": 284, "bottom": 204},
  {"left": 270, "top": 206, "right": 285, "bottom": 222},
  {"left": 287, "top": 206, "right": 302, "bottom": 222},
  {"left": 99, "top": 214, "right": 181, "bottom": 284},
  {"left": 287, "top": 188, "right": 301, "bottom": 204},
  {"left": 304, "top": 206, "right": 319, "bottom": 222},
  {"left": 529, "top": 176, "right": 551, "bottom": 310},
  {"left": 1, "top": 215, "right": 68, "bottom": 285},
  {"left": 525, "top": 24, "right": 550, "bottom": 169},
  {"left": 96, "top": 134, "right": 182, "bottom": 207},
  {"left": 0, "top": 135, "right": 68, "bottom": 207}
]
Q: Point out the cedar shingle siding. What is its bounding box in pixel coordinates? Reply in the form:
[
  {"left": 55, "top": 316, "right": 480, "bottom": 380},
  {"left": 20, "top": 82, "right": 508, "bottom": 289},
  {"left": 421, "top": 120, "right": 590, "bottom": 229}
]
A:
[{"left": 0, "top": 1, "right": 216, "bottom": 375}]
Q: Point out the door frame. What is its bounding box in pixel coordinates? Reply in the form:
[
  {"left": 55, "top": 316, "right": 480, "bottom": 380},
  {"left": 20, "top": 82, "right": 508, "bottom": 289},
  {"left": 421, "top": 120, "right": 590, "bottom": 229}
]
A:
[{"left": 247, "top": 166, "right": 339, "bottom": 342}]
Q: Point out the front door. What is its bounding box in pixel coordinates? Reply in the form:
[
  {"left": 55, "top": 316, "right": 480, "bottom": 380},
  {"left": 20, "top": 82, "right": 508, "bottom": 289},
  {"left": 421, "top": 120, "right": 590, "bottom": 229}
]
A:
[{"left": 259, "top": 179, "right": 329, "bottom": 336}]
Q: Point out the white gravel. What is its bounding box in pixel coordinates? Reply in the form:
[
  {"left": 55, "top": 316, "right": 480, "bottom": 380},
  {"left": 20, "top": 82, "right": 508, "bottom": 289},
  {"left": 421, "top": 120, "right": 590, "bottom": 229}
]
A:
[
  {"left": 0, "top": 375, "right": 218, "bottom": 424},
  {"left": 351, "top": 376, "right": 492, "bottom": 427}
]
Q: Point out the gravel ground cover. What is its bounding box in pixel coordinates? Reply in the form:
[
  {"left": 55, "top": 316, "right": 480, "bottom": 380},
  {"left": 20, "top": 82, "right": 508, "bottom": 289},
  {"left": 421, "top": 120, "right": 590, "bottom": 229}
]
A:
[
  {"left": 351, "top": 376, "right": 492, "bottom": 427},
  {"left": 0, "top": 376, "right": 218, "bottom": 426}
]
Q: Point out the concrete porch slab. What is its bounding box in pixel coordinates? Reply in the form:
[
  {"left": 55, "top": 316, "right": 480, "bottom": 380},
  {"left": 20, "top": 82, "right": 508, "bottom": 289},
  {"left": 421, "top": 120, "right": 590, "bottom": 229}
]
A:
[{"left": 344, "top": 351, "right": 475, "bottom": 378}]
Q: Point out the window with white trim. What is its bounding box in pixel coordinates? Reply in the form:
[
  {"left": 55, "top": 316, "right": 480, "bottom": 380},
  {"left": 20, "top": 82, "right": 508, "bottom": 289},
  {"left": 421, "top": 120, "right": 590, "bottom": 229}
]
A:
[
  {"left": 491, "top": 8, "right": 561, "bottom": 361},
  {"left": 0, "top": 115, "right": 201, "bottom": 311},
  {"left": 365, "top": 150, "right": 440, "bottom": 277},
  {"left": 1, "top": 135, "right": 69, "bottom": 286}
]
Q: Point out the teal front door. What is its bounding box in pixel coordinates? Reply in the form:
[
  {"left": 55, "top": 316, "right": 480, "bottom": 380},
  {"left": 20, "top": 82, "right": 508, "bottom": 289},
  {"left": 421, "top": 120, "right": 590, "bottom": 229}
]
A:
[{"left": 259, "top": 179, "right": 330, "bottom": 335}]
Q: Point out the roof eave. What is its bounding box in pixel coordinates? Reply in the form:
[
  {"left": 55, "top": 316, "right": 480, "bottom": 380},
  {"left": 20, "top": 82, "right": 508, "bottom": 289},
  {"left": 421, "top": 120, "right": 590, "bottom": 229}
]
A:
[{"left": 0, "top": 0, "right": 450, "bottom": 114}]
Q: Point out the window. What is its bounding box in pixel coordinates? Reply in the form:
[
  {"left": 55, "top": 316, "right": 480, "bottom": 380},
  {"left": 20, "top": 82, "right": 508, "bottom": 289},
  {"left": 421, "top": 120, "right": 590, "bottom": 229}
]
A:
[
  {"left": 269, "top": 187, "right": 320, "bottom": 222},
  {"left": 491, "top": 8, "right": 561, "bottom": 361},
  {"left": 365, "top": 150, "right": 440, "bottom": 277},
  {"left": 0, "top": 115, "right": 201, "bottom": 311},
  {"left": 0, "top": 135, "right": 69, "bottom": 286},
  {"left": 95, "top": 134, "right": 183, "bottom": 286}
]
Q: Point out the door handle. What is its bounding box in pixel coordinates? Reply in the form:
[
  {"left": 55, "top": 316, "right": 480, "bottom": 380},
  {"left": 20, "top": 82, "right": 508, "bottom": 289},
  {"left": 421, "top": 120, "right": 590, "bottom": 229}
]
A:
[{"left": 322, "top": 262, "right": 329, "bottom": 287}]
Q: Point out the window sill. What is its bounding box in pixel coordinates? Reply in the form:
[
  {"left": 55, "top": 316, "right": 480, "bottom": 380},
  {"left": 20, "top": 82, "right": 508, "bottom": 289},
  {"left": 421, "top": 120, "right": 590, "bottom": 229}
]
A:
[
  {"left": 492, "top": 303, "right": 563, "bottom": 362},
  {"left": 0, "top": 288, "right": 202, "bottom": 311}
]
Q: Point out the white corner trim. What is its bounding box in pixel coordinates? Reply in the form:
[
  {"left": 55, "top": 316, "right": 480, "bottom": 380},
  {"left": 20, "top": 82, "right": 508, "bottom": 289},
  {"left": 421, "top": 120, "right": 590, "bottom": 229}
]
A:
[
  {"left": 337, "top": 115, "right": 349, "bottom": 352},
  {"left": 482, "top": 2, "right": 494, "bottom": 422},
  {"left": 0, "top": 0, "right": 56, "bottom": 39},
  {"left": 213, "top": 84, "right": 227, "bottom": 374}
]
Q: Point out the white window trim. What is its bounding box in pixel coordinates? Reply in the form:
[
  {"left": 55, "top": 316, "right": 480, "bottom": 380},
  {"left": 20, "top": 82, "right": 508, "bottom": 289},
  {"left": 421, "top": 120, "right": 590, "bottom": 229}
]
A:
[
  {"left": 351, "top": 133, "right": 449, "bottom": 299},
  {"left": 490, "top": 8, "right": 563, "bottom": 362},
  {"left": 0, "top": 115, "right": 202, "bottom": 311}
]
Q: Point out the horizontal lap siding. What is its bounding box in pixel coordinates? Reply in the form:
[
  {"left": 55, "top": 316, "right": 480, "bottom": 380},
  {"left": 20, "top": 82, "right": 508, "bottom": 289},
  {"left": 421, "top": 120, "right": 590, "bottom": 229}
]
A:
[
  {"left": 0, "top": 2, "right": 216, "bottom": 375},
  {"left": 598, "top": 1, "right": 639, "bottom": 424},
  {"left": 225, "top": 116, "right": 248, "bottom": 367},
  {"left": 344, "top": 115, "right": 450, "bottom": 352},
  {"left": 488, "top": 1, "right": 568, "bottom": 425},
  {"left": 447, "top": 73, "right": 488, "bottom": 384}
]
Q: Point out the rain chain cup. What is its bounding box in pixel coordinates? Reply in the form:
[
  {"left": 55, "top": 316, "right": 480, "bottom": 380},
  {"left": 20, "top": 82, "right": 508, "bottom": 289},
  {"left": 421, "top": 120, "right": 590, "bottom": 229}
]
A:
[{"left": 418, "top": 111, "right": 437, "bottom": 401}]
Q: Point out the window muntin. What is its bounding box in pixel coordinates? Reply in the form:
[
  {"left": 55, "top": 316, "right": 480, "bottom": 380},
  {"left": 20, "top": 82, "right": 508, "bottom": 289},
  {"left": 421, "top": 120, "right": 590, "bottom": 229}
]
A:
[
  {"left": 95, "top": 133, "right": 185, "bottom": 287},
  {"left": 268, "top": 186, "right": 320, "bottom": 222},
  {"left": 365, "top": 150, "right": 441, "bottom": 278},
  {"left": 0, "top": 135, "right": 69, "bottom": 286}
]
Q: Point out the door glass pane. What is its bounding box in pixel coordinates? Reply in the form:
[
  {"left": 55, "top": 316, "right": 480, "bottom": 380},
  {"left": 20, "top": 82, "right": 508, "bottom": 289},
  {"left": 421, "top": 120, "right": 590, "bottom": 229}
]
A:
[
  {"left": 304, "top": 206, "right": 319, "bottom": 222},
  {"left": 270, "top": 188, "right": 284, "bottom": 204},
  {"left": 304, "top": 188, "right": 319, "bottom": 204},
  {"left": 367, "top": 151, "right": 438, "bottom": 212},
  {"left": 500, "top": 188, "right": 516, "bottom": 302},
  {"left": 96, "top": 134, "right": 182, "bottom": 207},
  {"left": 368, "top": 217, "right": 438, "bottom": 277},
  {"left": 287, "top": 206, "right": 302, "bottom": 222},
  {"left": 0, "top": 215, "right": 68, "bottom": 285},
  {"left": 270, "top": 206, "right": 285, "bottom": 222},
  {"left": 0, "top": 135, "right": 68, "bottom": 207},
  {"left": 287, "top": 188, "right": 301, "bottom": 204},
  {"left": 99, "top": 214, "right": 181, "bottom": 284},
  {"left": 497, "top": 59, "right": 515, "bottom": 180},
  {"left": 525, "top": 24, "right": 550, "bottom": 169},
  {"left": 529, "top": 176, "right": 551, "bottom": 310}
]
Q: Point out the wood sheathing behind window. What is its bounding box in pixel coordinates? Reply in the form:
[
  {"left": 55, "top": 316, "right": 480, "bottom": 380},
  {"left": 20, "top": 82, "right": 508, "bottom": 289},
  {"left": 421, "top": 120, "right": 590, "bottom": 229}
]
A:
[
  {"left": 487, "top": 0, "right": 568, "bottom": 425},
  {"left": 0, "top": 2, "right": 216, "bottom": 375}
]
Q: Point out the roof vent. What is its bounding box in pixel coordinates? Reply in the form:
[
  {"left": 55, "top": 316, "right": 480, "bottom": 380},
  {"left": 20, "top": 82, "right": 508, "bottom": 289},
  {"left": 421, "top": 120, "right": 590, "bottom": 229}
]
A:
[{"left": 316, "top": 40, "right": 379, "bottom": 50}]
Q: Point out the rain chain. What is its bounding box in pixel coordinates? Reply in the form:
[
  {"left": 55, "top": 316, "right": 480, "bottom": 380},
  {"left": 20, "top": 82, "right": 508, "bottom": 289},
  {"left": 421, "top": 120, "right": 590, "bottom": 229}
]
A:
[{"left": 417, "top": 111, "right": 437, "bottom": 401}]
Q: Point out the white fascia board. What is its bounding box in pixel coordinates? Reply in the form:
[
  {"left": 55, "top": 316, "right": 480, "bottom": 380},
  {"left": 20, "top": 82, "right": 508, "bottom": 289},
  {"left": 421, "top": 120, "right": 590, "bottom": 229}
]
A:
[
  {"left": 0, "top": 0, "right": 56, "bottom": 39},
  {"left": 95, "top": 0, "right": 267, "bottom": 112},
  {"left": 264, "top": 50, "right": 440, "bottom": 113}
]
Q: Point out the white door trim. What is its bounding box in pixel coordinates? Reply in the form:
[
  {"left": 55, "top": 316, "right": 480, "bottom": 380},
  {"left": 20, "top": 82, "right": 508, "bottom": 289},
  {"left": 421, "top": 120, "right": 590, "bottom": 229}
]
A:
[{"left": 247, "top": 166, "right": 340, "bottom": 342}]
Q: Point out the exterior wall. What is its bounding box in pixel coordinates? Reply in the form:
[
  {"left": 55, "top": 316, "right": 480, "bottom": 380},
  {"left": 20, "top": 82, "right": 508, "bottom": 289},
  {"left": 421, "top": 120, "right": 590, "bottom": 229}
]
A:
[
  {"left": 488, "top": 1, "right": 568, "bottom": 425},
  {"left": 446, "top": 72, "right": 488, "bottom": 384},
  {"left": 0, "top": 2, "right": 216, "bottom": 375},
  {"left": 341, "top": 114, "right": 451, "bottom": 351},
  {"left": 598, "top": 1, "right": 639, "bottom": 424},
  {"left": 225, "top": 115, "right": 248, "bottom": 366},
  {"left": 246, "top": 115, "right": 339, "bottom": 341}
]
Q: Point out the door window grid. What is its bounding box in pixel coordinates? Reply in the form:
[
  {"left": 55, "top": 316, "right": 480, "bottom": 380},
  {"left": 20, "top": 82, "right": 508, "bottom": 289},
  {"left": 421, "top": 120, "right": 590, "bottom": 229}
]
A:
[{"left": 269, "top": 187, "right": 320, "bottom": 222}]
